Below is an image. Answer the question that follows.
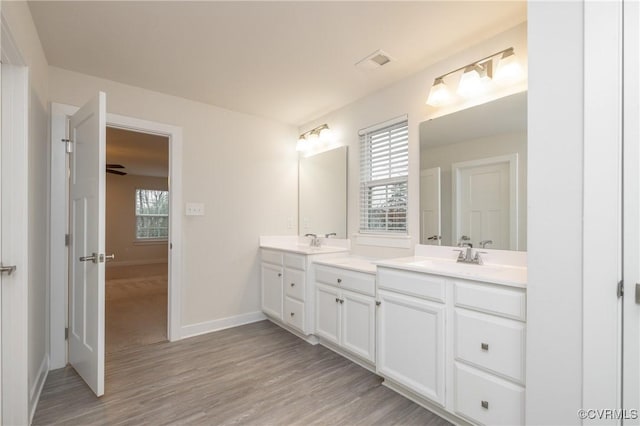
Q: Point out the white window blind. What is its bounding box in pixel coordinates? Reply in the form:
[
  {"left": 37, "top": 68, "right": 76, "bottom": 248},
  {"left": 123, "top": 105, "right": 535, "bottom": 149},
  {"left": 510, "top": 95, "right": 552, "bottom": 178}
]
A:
[
  {"left": 359, "top": 119, "right": 409, "bottom": 233},
  {"left": 135, "top": 189, "right": 169, "bottom": 239}
]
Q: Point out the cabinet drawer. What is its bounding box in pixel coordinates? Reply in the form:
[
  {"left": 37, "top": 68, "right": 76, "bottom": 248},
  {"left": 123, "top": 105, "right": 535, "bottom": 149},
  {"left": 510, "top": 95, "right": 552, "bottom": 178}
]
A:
[
  {"left": 315, "top": 265, "right": 375, "bottom": 296},
  {"left": 284, "top": 268, "right": 306, "bottom": 301},
  {"left": 454, "top": 280, "right": 526, "bottom": 321},
  {"left": 284, "top": 297, "right": 305, "bottom": 332},
  {"left": 454, "top": 363, "right": 525, "bottom": 426},
  {"left": 261, "top": 249, "right": 283, "bottom": 265},
  {"left": 455, "top": 309, "right": 526, "bottom": 384},
  {"left": 377, "top": 267, "right": 446, "bottom": 303},
  {"left": 284, "top": 253, "right": 306, "bottom": 270}
]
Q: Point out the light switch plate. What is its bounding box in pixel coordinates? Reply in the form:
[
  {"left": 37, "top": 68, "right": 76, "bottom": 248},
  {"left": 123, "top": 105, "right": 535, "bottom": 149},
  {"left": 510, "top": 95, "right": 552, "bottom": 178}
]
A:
[{"left": 186, "top": 202, "right": 205, "bottom": 216}]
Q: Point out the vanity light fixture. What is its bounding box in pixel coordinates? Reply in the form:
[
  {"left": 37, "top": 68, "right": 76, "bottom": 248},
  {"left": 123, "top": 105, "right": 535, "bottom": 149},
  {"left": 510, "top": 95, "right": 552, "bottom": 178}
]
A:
[
  {"left": 426, "top": 47, "right": 521, "bottom": 106},
  {"left": 296, "top": 124, "right": 334, "bottom": 152}
]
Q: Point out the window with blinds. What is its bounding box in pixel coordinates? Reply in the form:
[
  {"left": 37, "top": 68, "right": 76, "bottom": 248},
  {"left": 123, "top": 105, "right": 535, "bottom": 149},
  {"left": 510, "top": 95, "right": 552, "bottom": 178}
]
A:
[{"left": 359, "top": 119, "right": 409, "bottom": 233}]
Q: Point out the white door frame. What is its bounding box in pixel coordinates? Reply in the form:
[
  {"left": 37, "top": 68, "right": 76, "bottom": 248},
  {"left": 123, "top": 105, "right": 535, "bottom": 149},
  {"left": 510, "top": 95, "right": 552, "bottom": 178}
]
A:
[
  {"left": 451, "top": 154, "right": 518, "bottom": 249},
  {"left": 1, "top": 11, "right": 30, "bottom": 425},
  {"left": 50, "top": 104, "right": 183, "bottom": 369}
]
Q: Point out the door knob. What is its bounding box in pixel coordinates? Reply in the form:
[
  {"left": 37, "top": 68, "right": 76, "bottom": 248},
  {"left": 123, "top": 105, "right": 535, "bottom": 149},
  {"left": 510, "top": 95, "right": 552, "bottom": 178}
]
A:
[
  {"left": 0, "top": 264, "right": 16, "bottom": 275},
  {"left": 104, "top": 254, "right": 115, "bottom": 262}
]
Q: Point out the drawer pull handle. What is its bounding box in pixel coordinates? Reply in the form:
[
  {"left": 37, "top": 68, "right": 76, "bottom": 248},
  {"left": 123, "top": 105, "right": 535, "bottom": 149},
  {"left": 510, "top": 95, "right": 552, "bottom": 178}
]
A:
[
  {"left": 481, "top": 400, "right": 489, "bottom": 409},
  {"left": 481, "top": 343, "right": 489, "bottom": 351},
  {"left": 337, "top": 278, "right": 342, "bottom": 284},
  {"left": 291, "top": 283, "right": 295, "bottom": 287}
]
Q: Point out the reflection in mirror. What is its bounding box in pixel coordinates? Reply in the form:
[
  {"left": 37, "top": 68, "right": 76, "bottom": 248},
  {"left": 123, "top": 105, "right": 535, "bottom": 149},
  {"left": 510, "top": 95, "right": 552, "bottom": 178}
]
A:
[
  {"left": 299, "top": 146, "right": 347, "bottom": 238},
  {"left": 419, "top": 91, "right": 527, "bottom": 250}
]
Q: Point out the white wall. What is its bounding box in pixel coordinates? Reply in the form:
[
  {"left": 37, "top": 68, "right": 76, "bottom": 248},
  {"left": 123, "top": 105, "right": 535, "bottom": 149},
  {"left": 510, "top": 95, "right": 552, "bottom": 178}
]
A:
[
  {"left": 2, "top": 1, "right": 51, "bottom": 420},
  {"left": 106, "top": 173, "right": 169, "bottom": 266},
  {"left": 299, "top": 22, "right": 527, "bottom": 258},
  {"left": 526, "top": 3, "right": 584, "bottom": 424},
  {"left": 49, "top": 67, "right": 298, "bottom": 328}
]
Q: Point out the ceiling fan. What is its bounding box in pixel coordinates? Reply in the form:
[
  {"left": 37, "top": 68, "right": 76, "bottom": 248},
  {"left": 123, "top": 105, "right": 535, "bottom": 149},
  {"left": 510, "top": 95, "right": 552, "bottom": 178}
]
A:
[{"left": 106, "top": 164, "right": 127, "bottom": 176}]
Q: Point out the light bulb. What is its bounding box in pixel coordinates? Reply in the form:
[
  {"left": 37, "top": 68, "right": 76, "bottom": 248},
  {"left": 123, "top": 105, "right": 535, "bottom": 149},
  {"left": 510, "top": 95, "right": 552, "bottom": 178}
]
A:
[
  {"left": 426, "top": 77, "right": 451, "bottom": 106},
  {"left": 495, "top": 48, "right": 522, "bottom": 83},
  {"left": 457, "top": 63, "right": 491, "bottom": 98},
  {"left": 318, "top": 126, "right": 334, "bottom": 143},
  {"left": 296, "top": 136, "right": 308, "bottom": 152}
]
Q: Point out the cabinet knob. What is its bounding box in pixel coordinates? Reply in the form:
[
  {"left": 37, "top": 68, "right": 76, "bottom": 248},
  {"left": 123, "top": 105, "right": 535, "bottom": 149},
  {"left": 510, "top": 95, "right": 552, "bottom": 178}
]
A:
[
  {"left": 335, "top": 298, "right": 340, "bottom": 303},
  {"left": 481, "top": 343, "right": 489, "bottom": 351},
  {"left": 290, "top": 282, "right": 295, "bottom": 287},
  {"left": 277, "top": 273, "right": 282, "bottom": 277},
  {"left": 376, "top": 301, "right": 381, "bottom": 306},
  {"left": 481, "top": 400, "right": 489, "bottom": 409},
  {"left": 290, "top": 312, "right": 295, "bottom": 317},
  {"left": 339, "top": 299, "right": 344, "bottom": 304},
  {"left": 337, "top": 278, "right": 342, "bottom": 284}
]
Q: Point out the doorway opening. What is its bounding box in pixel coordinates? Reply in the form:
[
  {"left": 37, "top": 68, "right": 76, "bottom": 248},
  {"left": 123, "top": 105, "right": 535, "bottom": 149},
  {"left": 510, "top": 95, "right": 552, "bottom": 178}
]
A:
[{"left": 104, "top": 127, "right": 169, "bottom": 354}]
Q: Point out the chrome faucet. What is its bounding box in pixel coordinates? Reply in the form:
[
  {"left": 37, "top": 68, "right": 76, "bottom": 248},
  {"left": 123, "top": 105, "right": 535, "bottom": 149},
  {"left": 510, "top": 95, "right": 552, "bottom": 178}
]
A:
[
  {"left": 479, "top": 239, "right": 493, "bottom": 248},
  {"left": 305, "top": 233, "right": 321, "bottom": 247},
  {"left": 454, "top": 235, "right": 487, "bottom": 265}
]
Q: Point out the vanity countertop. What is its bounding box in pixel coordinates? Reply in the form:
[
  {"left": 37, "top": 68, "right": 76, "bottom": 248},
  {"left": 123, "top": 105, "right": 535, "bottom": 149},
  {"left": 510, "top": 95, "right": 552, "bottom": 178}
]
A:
[
  {"left": 375, "top": 255, "right": 527, "bottom": 288},
  {"left": 259, "top": 235, "right": 350, "bottom": 255},
  {"left": 313, "top": 256, "right": 378, "bottom": 275}
]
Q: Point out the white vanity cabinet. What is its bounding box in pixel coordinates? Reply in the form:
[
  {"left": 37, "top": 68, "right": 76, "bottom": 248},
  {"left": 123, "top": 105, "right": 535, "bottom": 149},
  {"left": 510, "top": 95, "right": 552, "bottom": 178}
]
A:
[
  {"left": 452, "top": 279, "right": 526, "bottom": 426},
  {"left": 260, "top": 250, "right": 284, "bottom": 320},
  {"left": 376, "top": 267, "right": 446, "bottom": 405},
  {"left": 261, "top": 249, "right": 312, "bottom": 334},
  {"left": 260, "top": 245, "right": 349, "bottom": 336},
  {"left": 376, "top": 262, "right": 527, "bottom": 426},
  {"left": 314, "top": 264, "right": 376, "bottom": 364}
]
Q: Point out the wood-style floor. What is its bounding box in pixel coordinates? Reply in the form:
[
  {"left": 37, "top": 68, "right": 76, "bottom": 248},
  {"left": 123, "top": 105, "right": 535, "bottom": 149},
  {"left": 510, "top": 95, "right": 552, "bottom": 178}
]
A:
[{"left": 33, "top": 320, "right": 451, "bottom": 425}]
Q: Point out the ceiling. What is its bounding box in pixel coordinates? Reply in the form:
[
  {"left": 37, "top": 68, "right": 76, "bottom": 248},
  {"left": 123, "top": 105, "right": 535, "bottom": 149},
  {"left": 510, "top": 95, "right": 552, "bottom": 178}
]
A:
[
  {"left": 107, "top": 127, "right": 169, "bottom": 178},
  {"left": 29, "top": 1, "right": 527, "bottom": 126}
]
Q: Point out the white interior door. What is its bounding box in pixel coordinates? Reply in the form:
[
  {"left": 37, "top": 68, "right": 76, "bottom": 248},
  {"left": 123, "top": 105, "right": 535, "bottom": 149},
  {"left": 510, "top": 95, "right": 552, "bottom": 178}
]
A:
[
  {"left": 420, "top": 167, "right": 441, "bottom": 245},
  {"left": 453, "top": 156, "right": 517, "bottom": 250},
  {"left": 68, "top": 92, "right": 107, "bottom": 397},
  {"left": 624, "top": 0, "right": 640, "bottom": 419}
]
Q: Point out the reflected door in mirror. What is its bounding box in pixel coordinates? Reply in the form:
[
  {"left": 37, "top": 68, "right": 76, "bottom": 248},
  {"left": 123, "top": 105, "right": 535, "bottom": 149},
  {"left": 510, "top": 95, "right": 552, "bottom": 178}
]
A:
[{"left": 420, "top": 167, "right": 441, "bottom": 245}]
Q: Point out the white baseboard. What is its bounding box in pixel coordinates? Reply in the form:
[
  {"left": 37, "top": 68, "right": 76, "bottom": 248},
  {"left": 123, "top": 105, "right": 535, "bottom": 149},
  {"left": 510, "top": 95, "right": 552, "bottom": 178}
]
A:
[
  {"left": 106, "top": 259, "right": 168, "bottom": 267},
  {"left": 180, "top": 311, "right": 267, "bottom": 339},
  {"left": 29, "top": 355, "right": 49, "bottom": 423}
]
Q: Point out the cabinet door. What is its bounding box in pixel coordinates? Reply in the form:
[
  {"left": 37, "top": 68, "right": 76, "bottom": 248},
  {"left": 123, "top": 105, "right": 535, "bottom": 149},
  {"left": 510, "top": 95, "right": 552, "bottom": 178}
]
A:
[
  {"left": 341, "top": 289, "right": 376, "bottom": 363},
  {"left": 261, "top": 262, "right": 283, "bottom": 320},
  {"left": 377, "top": 290, "right": 445, "bottom": 405},
  {"left": 315, "top": 283, "right": 340, "bottom": 345}
]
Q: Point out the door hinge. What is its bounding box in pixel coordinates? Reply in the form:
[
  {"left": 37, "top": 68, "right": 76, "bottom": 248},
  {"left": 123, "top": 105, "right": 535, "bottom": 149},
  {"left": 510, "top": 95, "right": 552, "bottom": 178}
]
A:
[
  {"left": 65, "top": 234, "right": 70, "bottom": 247},
  {"left": 618, "top": 280, "right": 624, "bottom": 298},
  {"left": 62, "top": 138, "right": 72, "bottom": 153},
  {"left": 65, "top": 327, "right": 69, "bottom": 340}
]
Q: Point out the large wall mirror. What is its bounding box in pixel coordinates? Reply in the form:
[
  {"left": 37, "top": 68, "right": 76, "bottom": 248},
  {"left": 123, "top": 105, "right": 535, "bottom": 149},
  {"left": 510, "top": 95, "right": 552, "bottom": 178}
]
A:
[
  {"left": 419, "top": 91, "right": 527, "bottom": 251},
  {"left": 299, "top": 146, "right": 347, "bottom": 238}
]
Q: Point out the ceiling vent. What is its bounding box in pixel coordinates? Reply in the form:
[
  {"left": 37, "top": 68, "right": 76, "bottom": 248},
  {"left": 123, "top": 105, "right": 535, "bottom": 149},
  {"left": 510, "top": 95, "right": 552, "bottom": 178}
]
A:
[{"left": 355, "top": 50, "right": 394, "bottom": 71}]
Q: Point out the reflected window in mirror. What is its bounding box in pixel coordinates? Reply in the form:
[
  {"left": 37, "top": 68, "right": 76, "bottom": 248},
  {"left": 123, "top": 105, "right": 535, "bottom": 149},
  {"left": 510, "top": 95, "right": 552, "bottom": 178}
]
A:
[
  {"left": 359, "top": 118, "right": 409, "bottom": 234},
  {"left": 419, "top": 92, "right": 527, "bottom": 251}
]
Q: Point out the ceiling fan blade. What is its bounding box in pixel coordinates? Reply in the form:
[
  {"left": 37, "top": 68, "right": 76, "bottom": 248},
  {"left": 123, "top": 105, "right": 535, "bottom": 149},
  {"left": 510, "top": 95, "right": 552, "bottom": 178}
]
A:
[
  {"left": 106, "top": 164, "right": 125, "bottom": 169},
  {"left": 106, "top": 169, "right": 127, "bottom": 176}
]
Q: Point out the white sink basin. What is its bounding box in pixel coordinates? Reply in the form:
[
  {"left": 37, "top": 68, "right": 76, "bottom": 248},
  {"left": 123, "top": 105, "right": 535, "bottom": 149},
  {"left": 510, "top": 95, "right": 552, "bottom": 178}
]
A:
[{"left": 407, "top": 259, "right": 502, "bottom": 276}]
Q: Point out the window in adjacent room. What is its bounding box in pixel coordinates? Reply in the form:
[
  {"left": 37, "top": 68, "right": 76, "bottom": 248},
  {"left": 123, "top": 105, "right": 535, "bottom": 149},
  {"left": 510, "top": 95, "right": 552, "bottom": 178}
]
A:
[
  {"left": 135, "top": 189, "right": 169, "bottom": 239},
  {"left": 359, "top": 118, "right": 409, "bottom": 233}
]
